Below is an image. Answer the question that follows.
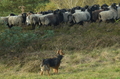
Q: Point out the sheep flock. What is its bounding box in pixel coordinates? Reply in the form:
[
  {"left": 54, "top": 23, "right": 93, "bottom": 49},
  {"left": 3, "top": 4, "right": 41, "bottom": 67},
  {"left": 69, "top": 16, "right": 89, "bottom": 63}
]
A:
[{"left": 0, "top": 3, "right": 120, "bottom": 30}]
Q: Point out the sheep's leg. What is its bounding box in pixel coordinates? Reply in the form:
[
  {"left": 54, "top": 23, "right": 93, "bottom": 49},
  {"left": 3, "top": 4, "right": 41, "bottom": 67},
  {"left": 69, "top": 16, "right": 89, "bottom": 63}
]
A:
[
  {"left": 79, "top": 21, "right": 83, "bottom": 25},
  {"left": 7, "top": 24, "right": 13, "bottom": 28},
  {"left": 32, "top": 24, "right": 35, "bottom": 30}
]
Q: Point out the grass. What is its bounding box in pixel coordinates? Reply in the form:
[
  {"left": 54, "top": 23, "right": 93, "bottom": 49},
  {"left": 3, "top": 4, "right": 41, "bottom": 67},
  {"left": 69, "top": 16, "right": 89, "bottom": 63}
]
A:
[
  {"left": 0, "top": 62, "right": 120, "bottom": 79},
  {"left": 0, "top": 22, "right": 120, "bottom": 79},
  {"left": 0, "top": 48, "right": 120, "bottom": 79}
]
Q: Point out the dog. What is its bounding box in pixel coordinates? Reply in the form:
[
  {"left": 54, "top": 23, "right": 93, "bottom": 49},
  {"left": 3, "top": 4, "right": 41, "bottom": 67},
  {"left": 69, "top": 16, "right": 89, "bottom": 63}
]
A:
[{"left": 40, "top": 50, "right": 64, "bottom": 75}]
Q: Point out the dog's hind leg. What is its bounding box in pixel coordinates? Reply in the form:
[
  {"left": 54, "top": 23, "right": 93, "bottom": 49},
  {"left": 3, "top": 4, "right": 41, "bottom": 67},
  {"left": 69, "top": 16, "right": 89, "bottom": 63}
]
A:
[
  {"left": 53, "top": 69, "right": 56, "bottom": 73},
  {"left": 55, "top": 68, "right": 58, "bottom": 73},
  {"left": 47, "top": 70, "right": 50, "bottom": 76},
  {"left": 40, "top": 71, "right": 43, "bottom": 75}
]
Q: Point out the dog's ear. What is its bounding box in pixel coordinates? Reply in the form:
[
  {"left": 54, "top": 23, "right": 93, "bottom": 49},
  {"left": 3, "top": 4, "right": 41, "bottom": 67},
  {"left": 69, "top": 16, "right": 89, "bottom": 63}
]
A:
[
  {"left": 57, "top": 50, "right": 60, "bottom": 54},
  {"left": 59, "top": 50, "right": 64, "bottom": 55},
  {"left": 57, "top": 50, "right": 64, "bottom": 55}
]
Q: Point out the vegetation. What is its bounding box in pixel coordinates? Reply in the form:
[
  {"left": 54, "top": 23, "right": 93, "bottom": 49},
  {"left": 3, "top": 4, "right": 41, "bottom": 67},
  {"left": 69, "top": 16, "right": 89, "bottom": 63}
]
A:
[
  {"left": 1, "top": 22, "right": 120, "bottom": 53},
  {"left": 0, "top": 0, "right": 120, "bottom": 79},
  {"left": 0, "top": 0, "right": 120, "bottom": 16},
  {"left": 0, "top": 22, "right": 120, "bottom": 79},
  {"left": 0, "top": 0, "right": 49, "bottom": 16},
  {"left": 0, "top": 48, "right": 120, "bottom": 79}
]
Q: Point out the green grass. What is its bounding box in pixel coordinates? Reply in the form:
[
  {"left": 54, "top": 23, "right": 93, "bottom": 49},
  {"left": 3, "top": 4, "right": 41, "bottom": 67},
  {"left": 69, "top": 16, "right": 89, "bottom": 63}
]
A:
[
  {"left": 0, "top": 48, "right": 120, "bottom": 79},
  {"left": 0, "top": 61, "right": 120, "bottom": 79}
]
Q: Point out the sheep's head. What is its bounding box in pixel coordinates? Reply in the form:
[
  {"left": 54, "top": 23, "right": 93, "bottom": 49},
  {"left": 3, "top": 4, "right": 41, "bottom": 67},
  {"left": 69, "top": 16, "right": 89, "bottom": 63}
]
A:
[{"left": 111, "top": 3, "right": 117, "bottom": 10}]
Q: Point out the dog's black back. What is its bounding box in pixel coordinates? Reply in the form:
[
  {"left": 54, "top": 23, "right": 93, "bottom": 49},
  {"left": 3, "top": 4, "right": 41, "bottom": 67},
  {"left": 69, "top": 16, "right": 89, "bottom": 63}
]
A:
[{"left": 42, "top": 55, "right": 63, "bottom": 67}]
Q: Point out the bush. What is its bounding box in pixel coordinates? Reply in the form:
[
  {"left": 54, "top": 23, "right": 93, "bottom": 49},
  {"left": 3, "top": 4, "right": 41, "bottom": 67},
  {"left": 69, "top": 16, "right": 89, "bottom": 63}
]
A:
[
  {"left": 0, "top": 26, "right": 55, "bottom": 54},
  {"left": 0, "top": 27, "right": 37, "bottom": 53}
]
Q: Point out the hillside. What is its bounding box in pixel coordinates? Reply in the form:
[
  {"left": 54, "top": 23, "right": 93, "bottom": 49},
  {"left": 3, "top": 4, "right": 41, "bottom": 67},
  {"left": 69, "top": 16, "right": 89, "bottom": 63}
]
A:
[
  {"left": 0, "top": 22, "right": 120, "bottom": 79},
  {"left": 0, "top": 0, "right": 120, "bottom": 16}
]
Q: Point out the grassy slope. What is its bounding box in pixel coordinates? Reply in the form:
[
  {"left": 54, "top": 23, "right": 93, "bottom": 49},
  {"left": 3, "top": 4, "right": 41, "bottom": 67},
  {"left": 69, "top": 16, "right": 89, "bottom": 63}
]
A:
[
  {"left": 0, "top": 49, "right": 120, "bottom": 79},
  {"left": 0, "top": 22, "right": 120, "bottom": 79}
]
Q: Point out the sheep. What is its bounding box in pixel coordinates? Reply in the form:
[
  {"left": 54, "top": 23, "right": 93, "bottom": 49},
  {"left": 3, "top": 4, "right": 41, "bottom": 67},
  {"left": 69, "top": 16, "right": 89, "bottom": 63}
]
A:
[
  {"left": 26, "top": 13, "right": 54, "bottom": 28},
  {"left": 99, "top": 3, "right": 118, "bottom": 22},
  {"left": 92, "top": 10, "right": 104, "bottom": 22},
  {"left": 63, "top": 12, "right": 72, "bottom": 23},
  {"left": 26, "top": 14, "right": 42, "bottom": 29},
  {"left": 117, "top": 6, "right": 120, "bottom": 19},
  {"left": 0, "top": 13, "right": 16, "bottom": 25},
  {"left": 39, "top": 10, "right": 63, "bottom": 27},
  {"left": 91, "top": 4, "right": 109, "bottom": 22},
  {"left": 71, "top": 9, "right": 91, "bottom": 25},
  {"left": 40, "top": 14, "right": 59, "bottom": 26},
  {"left": 7, "top": 13, "right": 26, "bottom": 28},
  {"left": 0, "top": 16, "right": 8, "bottom": 25},
  {"left": 37, "top": 13, "right": 53, "bottom": 26}
]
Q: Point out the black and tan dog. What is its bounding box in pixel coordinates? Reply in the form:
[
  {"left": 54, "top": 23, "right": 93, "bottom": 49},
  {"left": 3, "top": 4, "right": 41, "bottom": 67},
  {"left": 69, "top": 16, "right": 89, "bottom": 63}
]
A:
[{"left": 40, "top": 50, "right": 64, "bottom": 76}]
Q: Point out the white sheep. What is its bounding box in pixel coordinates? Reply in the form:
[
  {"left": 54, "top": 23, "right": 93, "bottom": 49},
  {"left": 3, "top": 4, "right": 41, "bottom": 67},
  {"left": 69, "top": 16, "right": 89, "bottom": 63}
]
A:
[
  {"left": 99, "top": 4, "right": 118, "bottom": 22},
  {"left": 71, "top": 9, "right": 91, "bottom": 24},
  {"left": 7, "top": 13, "right": 26, "bottom": 28},
  {"left": 26, "top": 14, "right": 43, "bottom": 29},
  {"left": 0, "top": 16, "right": 9, "bottom": 25},
  {"left": 117, "top": 6, "right": 120, "bottom": 19}
]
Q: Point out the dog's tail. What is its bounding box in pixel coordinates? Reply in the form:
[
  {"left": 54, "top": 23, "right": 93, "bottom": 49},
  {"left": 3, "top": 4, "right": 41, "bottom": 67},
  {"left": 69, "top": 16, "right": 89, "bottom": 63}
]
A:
[
  {"left": 40, "top": 59, "right": 44, "bottom": 67},
  {"left": 40, "top": 59, "right": 50, "bottom": 70}
]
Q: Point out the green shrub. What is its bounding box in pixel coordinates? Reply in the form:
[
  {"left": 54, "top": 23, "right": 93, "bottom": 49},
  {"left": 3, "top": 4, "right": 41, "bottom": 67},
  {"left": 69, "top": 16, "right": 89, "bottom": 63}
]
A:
[
  {"left": 0, "top": 27, "right": 37, "bottom": 53},
  {"left": 42, "top": 30, "right": 54, "bottom": 38}
]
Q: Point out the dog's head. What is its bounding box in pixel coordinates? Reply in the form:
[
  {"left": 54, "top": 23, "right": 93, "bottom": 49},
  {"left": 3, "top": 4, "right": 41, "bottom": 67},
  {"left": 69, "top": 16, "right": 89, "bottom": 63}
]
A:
[{"left": 57, "top": 50, "right": 64, "bottom": 55}]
